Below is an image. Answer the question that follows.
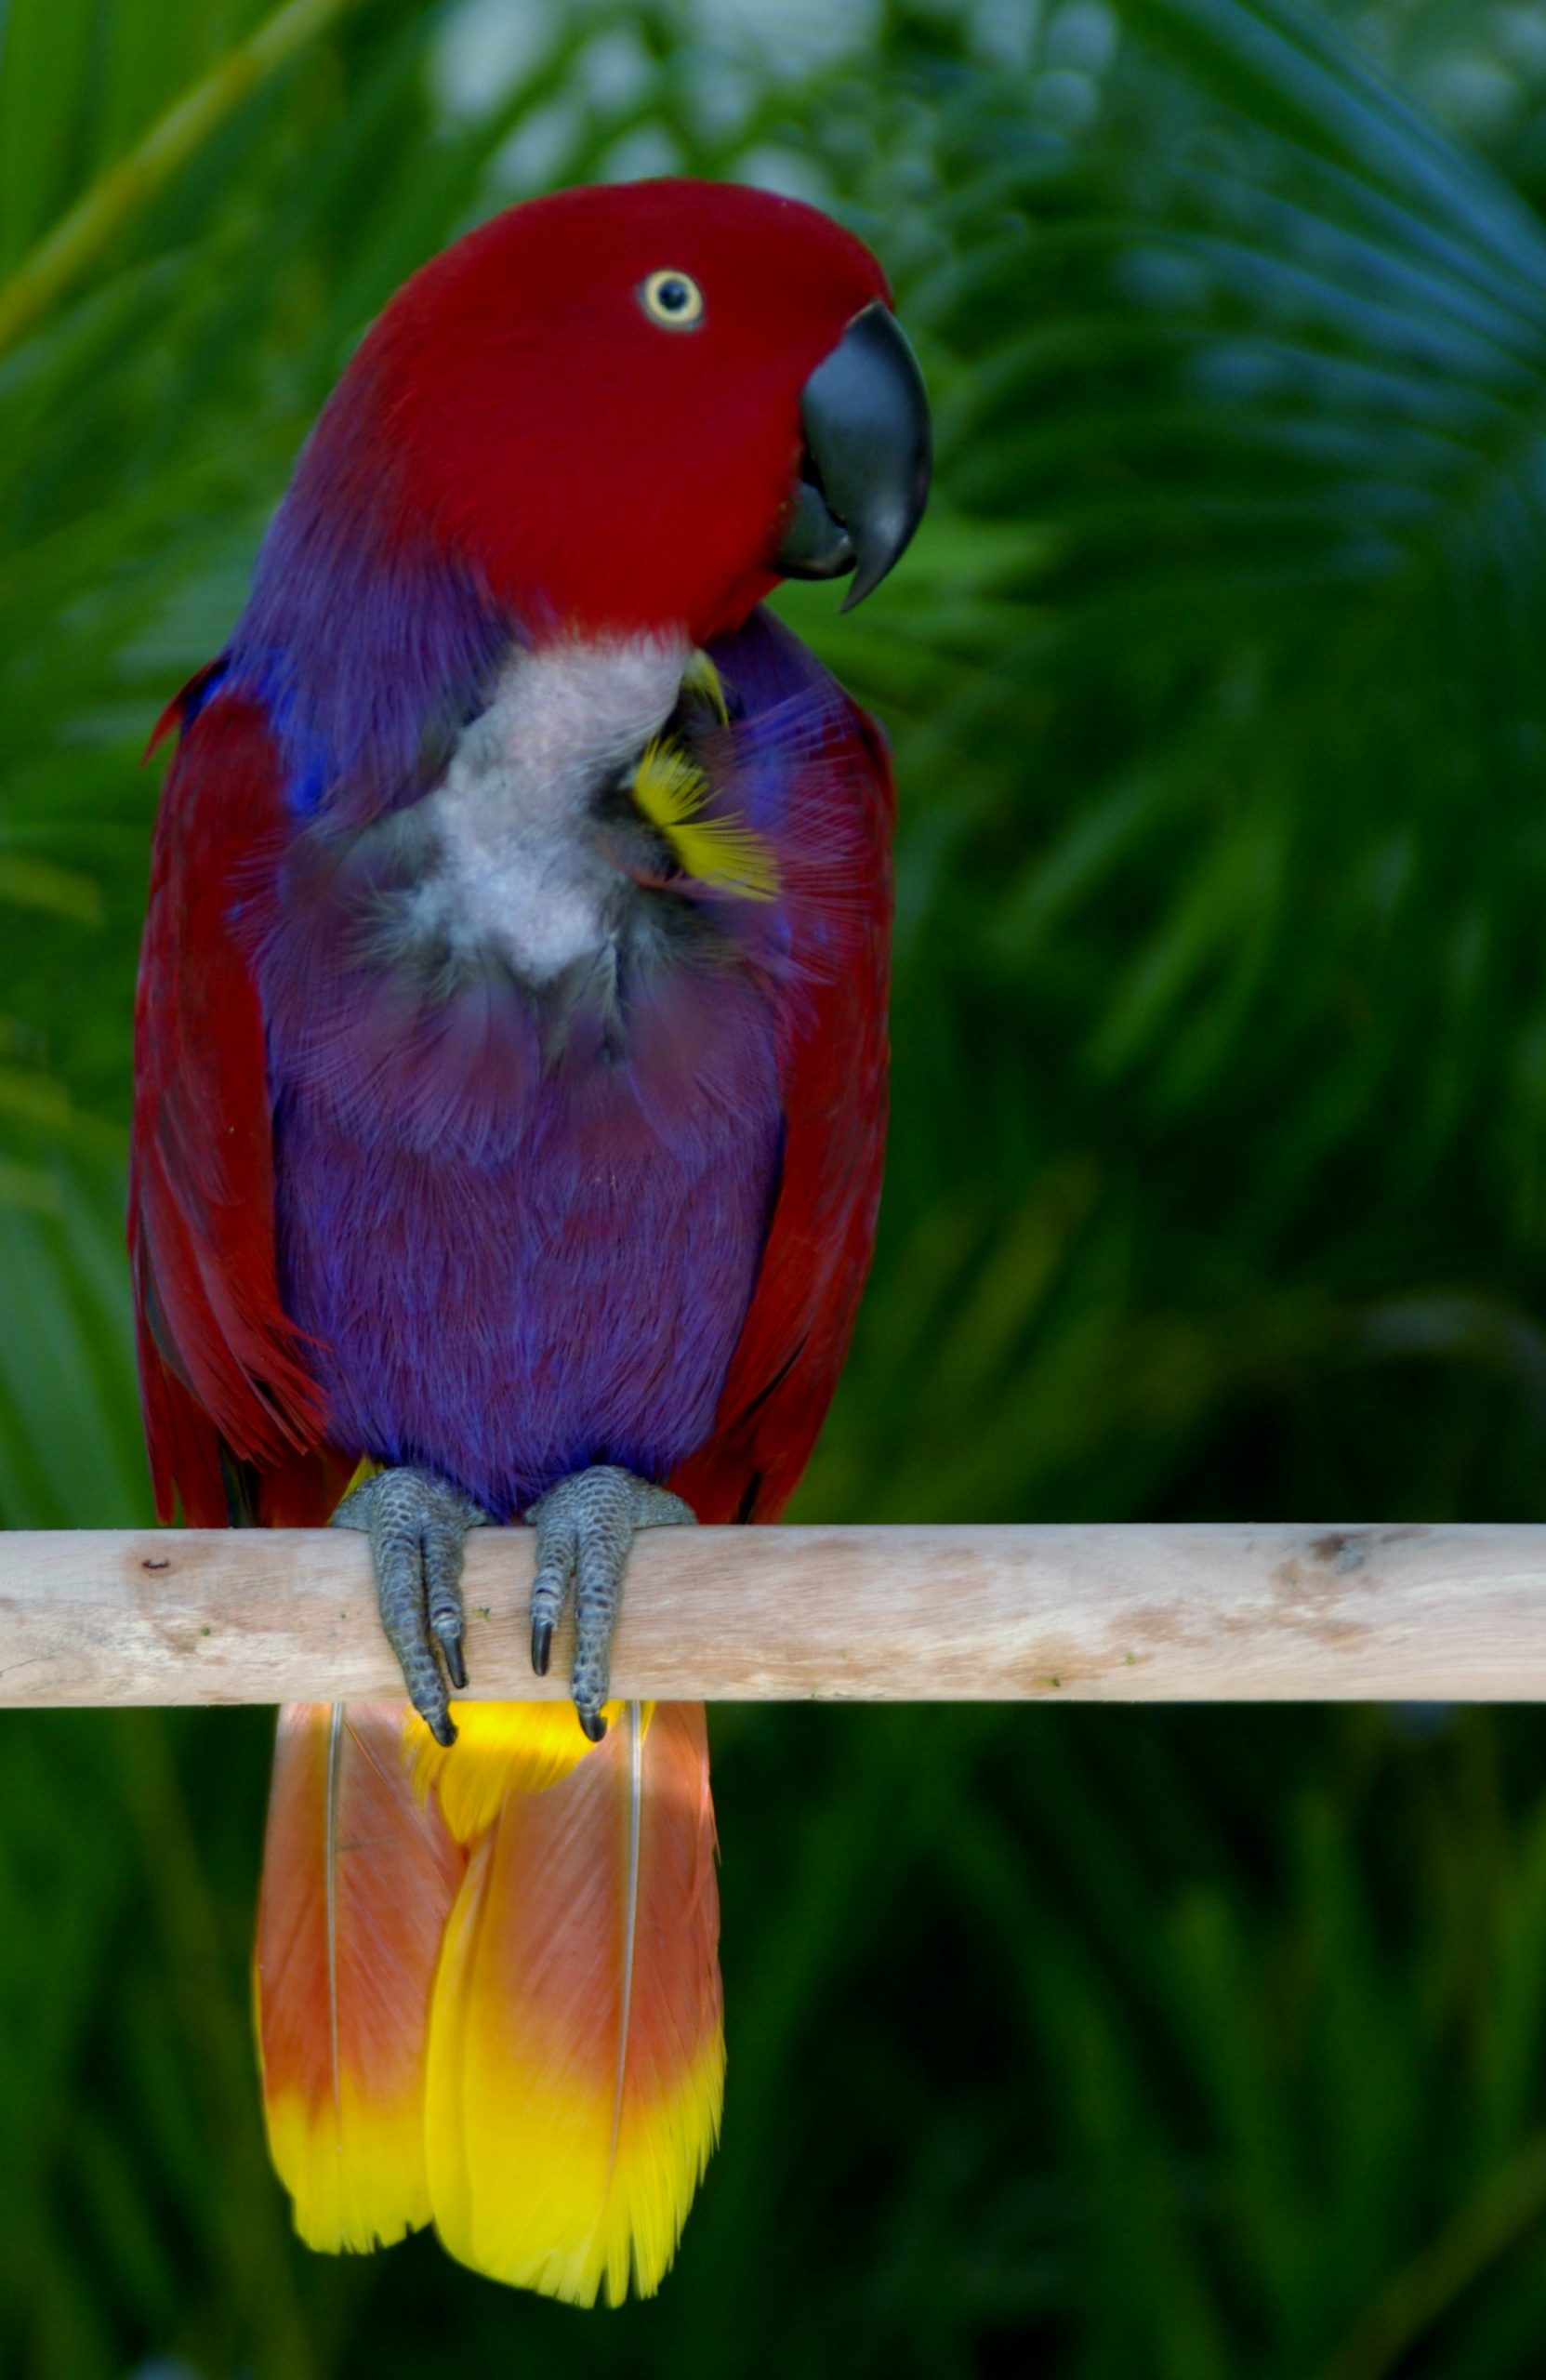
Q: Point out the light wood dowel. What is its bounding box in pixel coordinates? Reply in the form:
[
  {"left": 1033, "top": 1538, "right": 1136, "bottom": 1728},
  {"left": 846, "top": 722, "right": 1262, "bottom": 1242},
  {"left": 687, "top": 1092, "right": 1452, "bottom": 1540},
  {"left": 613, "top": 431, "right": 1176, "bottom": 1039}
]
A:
[{"left": 0, "top": 1522, "right": 1540, "bottom": 1706}]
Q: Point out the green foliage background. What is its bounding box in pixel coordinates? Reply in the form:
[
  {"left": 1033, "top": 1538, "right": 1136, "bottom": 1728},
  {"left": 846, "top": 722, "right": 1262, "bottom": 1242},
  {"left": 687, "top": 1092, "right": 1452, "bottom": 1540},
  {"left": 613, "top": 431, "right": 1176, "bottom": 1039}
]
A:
[{"left": 11, "top": 0, "right": 1546, "bottom": 2370}]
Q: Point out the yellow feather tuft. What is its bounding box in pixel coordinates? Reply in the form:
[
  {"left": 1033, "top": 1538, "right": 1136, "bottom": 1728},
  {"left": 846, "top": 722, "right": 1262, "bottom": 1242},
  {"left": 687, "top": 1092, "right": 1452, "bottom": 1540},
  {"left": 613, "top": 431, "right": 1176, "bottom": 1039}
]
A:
[
  {"left": 411, "top": 1699, "right": 644, "bottom": 1839},
  {"left": 631, "top": 739, "right": 779, "bottom": 900}
]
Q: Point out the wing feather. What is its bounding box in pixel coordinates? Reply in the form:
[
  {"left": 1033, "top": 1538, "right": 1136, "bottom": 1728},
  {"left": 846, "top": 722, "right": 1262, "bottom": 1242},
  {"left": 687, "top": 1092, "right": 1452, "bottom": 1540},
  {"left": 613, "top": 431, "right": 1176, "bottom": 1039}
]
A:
[
  {"left": 672, "top": 643, "right": 894, "bottom": 1525},
  {"left": 129, "top": 686, "right": 327, "bottom": 1523}
]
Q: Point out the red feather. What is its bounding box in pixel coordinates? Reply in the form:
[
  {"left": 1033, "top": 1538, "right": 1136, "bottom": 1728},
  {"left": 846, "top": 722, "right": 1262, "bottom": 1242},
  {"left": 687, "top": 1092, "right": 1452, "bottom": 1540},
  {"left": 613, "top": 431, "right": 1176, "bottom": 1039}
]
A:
[
  {"left": 129, "top": 689, "right": 327, "bottom": 1524},
  {"left": 669, "top": 702, "right": 894, "bottom": 1525}
]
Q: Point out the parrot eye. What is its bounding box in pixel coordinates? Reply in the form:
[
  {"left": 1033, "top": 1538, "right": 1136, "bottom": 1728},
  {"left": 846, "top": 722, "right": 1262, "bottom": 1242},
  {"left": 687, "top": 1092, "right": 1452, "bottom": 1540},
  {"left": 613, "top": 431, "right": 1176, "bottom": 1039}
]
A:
[{"left": 640, "top": 270, "right": 704, "bottom": 330}]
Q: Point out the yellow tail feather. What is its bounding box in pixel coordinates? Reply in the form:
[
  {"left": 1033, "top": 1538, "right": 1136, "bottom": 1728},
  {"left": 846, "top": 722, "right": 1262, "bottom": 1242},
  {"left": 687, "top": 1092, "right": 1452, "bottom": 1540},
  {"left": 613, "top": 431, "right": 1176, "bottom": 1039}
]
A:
[{"left": 423, "top": 1701, "right": 724, "bottom": 2305}]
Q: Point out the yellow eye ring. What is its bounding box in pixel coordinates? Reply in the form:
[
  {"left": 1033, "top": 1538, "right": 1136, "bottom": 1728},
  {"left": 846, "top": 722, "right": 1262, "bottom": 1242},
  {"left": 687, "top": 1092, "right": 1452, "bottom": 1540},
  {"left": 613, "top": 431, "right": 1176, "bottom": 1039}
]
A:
[{"left": 640, "top": 269, "right": 705, "bottom": 330}]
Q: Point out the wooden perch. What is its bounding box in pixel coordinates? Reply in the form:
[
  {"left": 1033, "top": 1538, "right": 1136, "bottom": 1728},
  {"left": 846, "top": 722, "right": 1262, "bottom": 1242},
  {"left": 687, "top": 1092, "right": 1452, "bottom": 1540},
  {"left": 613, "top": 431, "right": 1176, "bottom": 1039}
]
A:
[{"left": 0, "top": 1521, "right": 1544, "bottom": 1706}]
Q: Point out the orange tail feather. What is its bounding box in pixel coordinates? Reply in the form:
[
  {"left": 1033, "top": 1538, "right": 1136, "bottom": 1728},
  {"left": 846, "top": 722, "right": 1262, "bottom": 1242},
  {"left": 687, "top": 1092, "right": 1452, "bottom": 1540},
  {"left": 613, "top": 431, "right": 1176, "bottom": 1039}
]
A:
[{"left": 254, "top": 1702, "right": 465, "bottom": 2252}]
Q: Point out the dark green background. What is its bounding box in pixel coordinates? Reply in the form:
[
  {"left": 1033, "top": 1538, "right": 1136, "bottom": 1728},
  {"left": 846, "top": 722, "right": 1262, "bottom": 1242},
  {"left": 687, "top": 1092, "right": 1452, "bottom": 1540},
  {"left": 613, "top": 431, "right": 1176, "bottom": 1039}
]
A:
[{"left": 8, "top": 0, "right": 1546, "bottom": 2371}]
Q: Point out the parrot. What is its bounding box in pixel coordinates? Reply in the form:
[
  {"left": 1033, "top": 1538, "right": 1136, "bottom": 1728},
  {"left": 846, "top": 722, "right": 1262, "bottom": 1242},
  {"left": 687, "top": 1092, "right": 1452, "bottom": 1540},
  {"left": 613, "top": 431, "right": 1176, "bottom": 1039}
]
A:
[{"left": 127, "top": 177, "right": 930, "bottom": 2307}]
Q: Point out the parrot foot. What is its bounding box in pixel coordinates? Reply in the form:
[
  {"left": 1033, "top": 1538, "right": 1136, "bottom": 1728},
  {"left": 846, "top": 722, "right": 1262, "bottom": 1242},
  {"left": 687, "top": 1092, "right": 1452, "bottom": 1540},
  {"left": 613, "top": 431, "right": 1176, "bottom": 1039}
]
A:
[
  {"left": 525, "top": 1466, "right": 695, "bottom": 1740},
  {"left": 332, "top": 1466, "right": 489, "bottom": 1748}
]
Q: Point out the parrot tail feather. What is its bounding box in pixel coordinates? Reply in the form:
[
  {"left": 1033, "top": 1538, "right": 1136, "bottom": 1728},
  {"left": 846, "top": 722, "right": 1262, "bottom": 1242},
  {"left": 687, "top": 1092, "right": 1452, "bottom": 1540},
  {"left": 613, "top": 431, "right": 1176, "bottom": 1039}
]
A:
[
  {"left": 254, "top": 1701, "right": 465, "bottom": 2253},
  {"left": 254, "top": 1698, "right": 724, "bottom": 2305},
  {"left": 423, "top": 1698, "right": 724, "bottom": 2306}
]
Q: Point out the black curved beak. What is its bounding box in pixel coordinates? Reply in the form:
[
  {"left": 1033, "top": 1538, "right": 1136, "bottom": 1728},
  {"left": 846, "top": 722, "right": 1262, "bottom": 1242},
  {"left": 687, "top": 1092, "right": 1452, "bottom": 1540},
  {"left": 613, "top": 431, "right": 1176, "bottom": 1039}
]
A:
[{"left": 773, "top": 302, "right": 932, "bottom": 612}]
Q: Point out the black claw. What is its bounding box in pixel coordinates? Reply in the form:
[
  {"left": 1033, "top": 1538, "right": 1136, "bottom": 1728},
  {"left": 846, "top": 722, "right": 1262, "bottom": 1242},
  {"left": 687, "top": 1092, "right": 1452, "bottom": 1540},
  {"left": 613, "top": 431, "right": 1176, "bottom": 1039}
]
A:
[
  {"left": 532, "top": 1618, "right": 553, "bottom": 1676},
  {"left": 442, "top": 1637, "right": 468, "bottom": 1692},
  {"left": 579, "top": 1707, "right": 608, "bottom": 1744},
  {"left": 427, "top": 1707, "right": 456, "bottom": 1750}
]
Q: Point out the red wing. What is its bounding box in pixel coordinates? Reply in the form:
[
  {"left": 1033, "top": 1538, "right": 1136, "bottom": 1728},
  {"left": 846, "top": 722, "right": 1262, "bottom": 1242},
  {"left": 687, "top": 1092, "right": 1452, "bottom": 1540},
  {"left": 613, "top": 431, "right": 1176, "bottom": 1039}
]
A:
[
  {"left": 129, "top": 688, "right": 328, "bottom": 1526},
  {"left": 669, "top": 704, "right": 894, "bottom": 1526}
]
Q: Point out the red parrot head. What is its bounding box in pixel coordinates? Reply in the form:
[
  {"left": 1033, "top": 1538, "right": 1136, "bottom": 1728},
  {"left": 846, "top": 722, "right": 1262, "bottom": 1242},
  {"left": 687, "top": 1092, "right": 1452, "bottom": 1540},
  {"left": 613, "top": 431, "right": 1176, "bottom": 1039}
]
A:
[{"left": 322, "top": 178, "right": 931, "bottom": 646}]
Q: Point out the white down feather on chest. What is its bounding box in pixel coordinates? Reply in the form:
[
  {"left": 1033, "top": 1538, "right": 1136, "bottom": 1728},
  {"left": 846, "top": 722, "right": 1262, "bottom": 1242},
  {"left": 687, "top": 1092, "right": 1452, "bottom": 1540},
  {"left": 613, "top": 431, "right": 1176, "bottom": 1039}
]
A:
[{"left": 408, "top": 632, "right": 691, "bottom": 985}]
